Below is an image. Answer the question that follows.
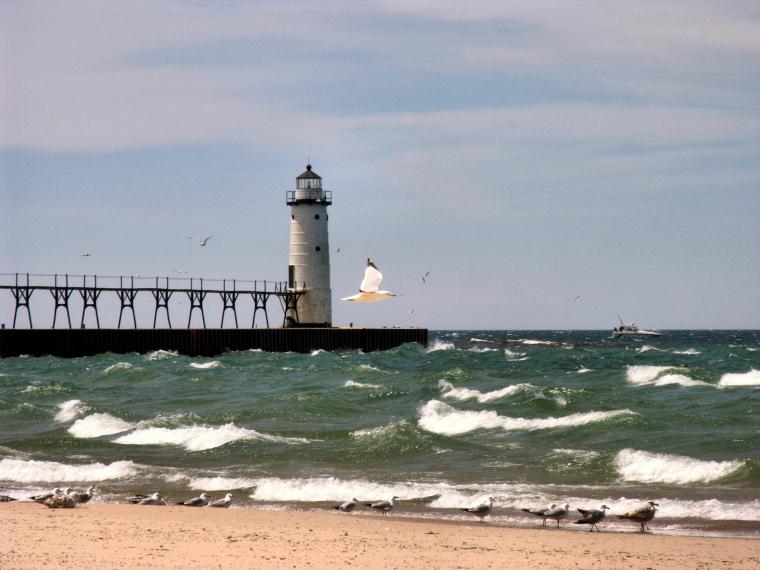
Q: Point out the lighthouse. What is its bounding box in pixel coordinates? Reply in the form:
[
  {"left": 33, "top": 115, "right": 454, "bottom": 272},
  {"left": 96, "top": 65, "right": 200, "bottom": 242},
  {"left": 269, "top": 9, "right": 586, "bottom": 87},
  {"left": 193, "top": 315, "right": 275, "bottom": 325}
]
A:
[{"left": 286, "top": 164, "right": 332, "bottom": 327}]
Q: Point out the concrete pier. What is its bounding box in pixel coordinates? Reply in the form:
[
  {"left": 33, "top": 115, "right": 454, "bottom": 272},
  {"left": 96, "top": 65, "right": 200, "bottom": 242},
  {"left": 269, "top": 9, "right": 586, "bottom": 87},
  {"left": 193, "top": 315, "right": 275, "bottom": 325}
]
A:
[{"left": 0, "top": 327, "right": 428, "bottom": 358}]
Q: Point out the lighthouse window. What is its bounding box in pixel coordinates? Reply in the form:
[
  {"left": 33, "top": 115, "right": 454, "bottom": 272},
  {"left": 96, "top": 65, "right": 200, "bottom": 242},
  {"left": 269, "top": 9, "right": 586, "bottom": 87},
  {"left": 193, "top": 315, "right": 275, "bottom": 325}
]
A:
[
  {"left": 315, "top": 246, "right": 321, "bottom": 252},
  {"left": 314, "top": 214, "right": 320, "bottom": 220}
]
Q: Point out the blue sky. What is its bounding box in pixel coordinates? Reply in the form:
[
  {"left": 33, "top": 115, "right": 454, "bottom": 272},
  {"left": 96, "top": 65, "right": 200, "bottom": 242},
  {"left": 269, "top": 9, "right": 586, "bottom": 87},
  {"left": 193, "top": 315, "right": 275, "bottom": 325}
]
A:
[{"left": 1, "top": 0, "right": 759, "bottom": 329}]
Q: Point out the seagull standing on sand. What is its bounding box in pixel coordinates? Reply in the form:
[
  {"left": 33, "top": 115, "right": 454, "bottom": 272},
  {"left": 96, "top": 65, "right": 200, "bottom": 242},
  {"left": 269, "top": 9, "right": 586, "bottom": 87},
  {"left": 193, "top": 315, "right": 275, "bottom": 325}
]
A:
[
  {"left": 575, "top": 505, "right": 609, "bottom": 532},
  {"left": 138, "top": 492, "right": 168, "bottom": 506},
  {"left": 460, "top": 496, "right": 494, "bottom": 522},
  {"left": 0, "top": 494, "right": 17, "bottom": 502},
  {"left": 365, "top": 496, "right": 398, "bottom": 516},
  {"left": 333, "top": 498, "right": 359, "bottom": 514},
  {"left": 208, "top": 493, "right": 233, "bottom": 508},
  {"left": 180, "top": 492, "right": 209, "bottom": 507},
  {"left": 520, "top": 503, "right": 558, "bottom": 526},
  {"left": 543, "top": 503, "right": 570, "bottom": 527},
  {"left": 341, "top": 259, "right": 397, "bottom": 303},
  {"left": 618, "top": 501, "right": 659, "bottom": 532},
  {"left": 70, "top": 486, "right": 95, "bottom": 504}
]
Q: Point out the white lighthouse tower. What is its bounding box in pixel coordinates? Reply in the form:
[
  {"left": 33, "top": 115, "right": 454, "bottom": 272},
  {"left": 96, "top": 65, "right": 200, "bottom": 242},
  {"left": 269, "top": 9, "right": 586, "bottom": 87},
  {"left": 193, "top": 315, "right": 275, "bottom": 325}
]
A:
[{"left": 286, "top": 164, "right": 332, "bottom": 327}]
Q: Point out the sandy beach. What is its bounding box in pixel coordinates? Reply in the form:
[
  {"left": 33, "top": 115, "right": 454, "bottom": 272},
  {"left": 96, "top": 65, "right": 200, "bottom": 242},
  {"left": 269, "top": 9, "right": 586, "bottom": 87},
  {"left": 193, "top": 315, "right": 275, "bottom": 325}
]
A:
[{"left": 1, "top": 502, "right": 758, "bottom": 569}]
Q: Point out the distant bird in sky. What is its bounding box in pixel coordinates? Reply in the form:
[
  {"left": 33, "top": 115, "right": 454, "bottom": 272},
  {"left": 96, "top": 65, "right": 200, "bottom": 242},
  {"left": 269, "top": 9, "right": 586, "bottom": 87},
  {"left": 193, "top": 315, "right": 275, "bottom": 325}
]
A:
[
  {"left": 568, "top": 295, "right": 581, "bottom": 302},
  {"left": 409, "top": 308, "right": 415, "bottom": 315},
  {"left": 81, "top": 253, "right": 92, "bottom": 257},
  {"left": 336, "top": 248, "right": 341, "bottom": 253},
  {"left": 341, "top": 258, "right": 396, "bottom": 303},
  {"left": 188, "top": 236, "right": 213, "bottom": 246},
  {"left": 421, "top": 270, "right": 430, "bottom": 284},
  {"left": 171, "top": 269, "right": 186, "bottom": 274}
]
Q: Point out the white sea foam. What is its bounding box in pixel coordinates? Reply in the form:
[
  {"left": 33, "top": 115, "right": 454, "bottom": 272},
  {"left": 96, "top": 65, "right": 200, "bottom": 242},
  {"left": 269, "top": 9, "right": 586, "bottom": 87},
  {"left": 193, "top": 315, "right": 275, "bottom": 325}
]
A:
[
  {"left": 358, "top": 364, "right": 383, "bottom": 372},
  {"left": 145, "top": 349, "right": 178, "bottom": 361},
  {"left": 188, "top": 476, "right": 258, "bottom": 490},
  {"left": 652, "top": 374, "right": 710, "bottom": 387},
  {"left": 189, "top": 361, "right": 222, "bottom": 370},
  {"left": 428, "top": 340, "right": 455, "bottom": 352},
  {"left": 673, "top": 348, "right": 701, "bottom": 355},
  {"left": 469, "top": 338, "right": 493, "bottom": 344},
  {"left": 625, "top": 365, "right": 700, "bottom": 385},
  {"left": 310, "top": 349, "right": 327, "bottom": 356},
  {"left": 718, "top": 369, "right": 760, "bottom": 387},
  {"left": 514, "top": 339, "right": 556, "bottom": 346},
  {"left": 615, "top": 449, "right": 743, "bottom": 484},
  {"left": 54, "top": 399, "right": 88, "bottom": 423},
  {"left": 350, "top": 420, "right": 408, "bottom": 438},
  {"left": 504, "top": 348, "right": 526, "bottom": 359},
  {"left": 552, "top": 448, "right": 599, "bottom": 461},
  {"left": 103, "top": 362, "right": 135, "bottom": 374},
  {"left": 438, "top": 380, "right": 533, "bottom": 404},
  {"left": 418, "top": 400, "right": 635, "bottom": 436},
  {"left": 114, "top": 423, "right": 309, "bottom": 451},
  {"left": 637, "top": 345, "right": 664, "bottom": 353},
  {"left": 344, "top": 380, "right": 383, "bottom": 389},
  {"left": 467, "top": 346, "right": 498, "bottom": 353},
  {"left": 577, "top": 367, "right": 593, "bottom": 374},
  {"left": 249, "top": 476, "right": 455, "bottom": 503},
  {"left": 68, "top": 413, "right": 136, "bottom": 438},
  {"left": 0, "top": 458, "right": 139, "bottom": 483},
  {"left": 20, "top": 382, "right": 67, "bottom": 395}
]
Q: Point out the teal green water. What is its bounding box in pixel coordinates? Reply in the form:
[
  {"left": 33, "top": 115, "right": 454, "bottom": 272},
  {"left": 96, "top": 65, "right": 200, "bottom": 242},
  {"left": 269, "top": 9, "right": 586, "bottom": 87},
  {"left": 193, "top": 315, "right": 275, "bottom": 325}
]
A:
[{"left": 1, "top": 331, "right": 759, "bottom": 535}]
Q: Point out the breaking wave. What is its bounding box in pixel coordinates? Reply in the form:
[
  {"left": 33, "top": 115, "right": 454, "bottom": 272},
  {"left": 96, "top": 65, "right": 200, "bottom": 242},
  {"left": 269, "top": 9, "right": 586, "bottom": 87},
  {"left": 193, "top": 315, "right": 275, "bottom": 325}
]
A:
[
  {"left": 674, "top": 348, "right": 701, "bottom": 355},
  {"left": 0, "top": 457, "right": 139, "bottom": 483},
  {"left": 344, "top": 380, "right": 383, "bottom": 389},
  {"left": 145, "top": 350, "right": 178, "bottom": 361},
  {"left": 189, "top": 361, "right": 222, "bottom": 370},
  {"left": 428, "top": 340, "right": 455, "bottom": 352},
  {"left": 68, "top": 413, "right": 136, "bottom": 438},
  {"left": 103, "top": 362, "right": 136, "bottom": 375},
  {"left": 54, "top": 399, "right": 88, "bottom": 423},
  {"left": 615, "top": 449, "right": 743, "bottom": 484},
  {"left": 188, "top": 476, "right": 258, "bottom": 491},
  {"left": 417, "top": 400, "right": 635, "bottom": 436},
  {"left": 625, "top": 365, "right": 709, "bottom": 387},
  {"left": 718, "top": 369, "right": 760, "bottom": 387},
  {"left": 350, "top": 420, "right": 408, "bottom": 438},
  {"left": 113, "top": 423, "right": 309, "bottom": 451},
  {"left": 438, "top": 380, "right": 533, "bottom": 403}
]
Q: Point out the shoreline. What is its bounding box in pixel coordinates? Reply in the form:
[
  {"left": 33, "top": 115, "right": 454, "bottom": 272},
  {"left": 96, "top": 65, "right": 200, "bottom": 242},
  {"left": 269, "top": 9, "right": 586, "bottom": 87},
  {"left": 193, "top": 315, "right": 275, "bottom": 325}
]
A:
[{"left": 3, "top": 502, "right": 759, "bottom": 569}]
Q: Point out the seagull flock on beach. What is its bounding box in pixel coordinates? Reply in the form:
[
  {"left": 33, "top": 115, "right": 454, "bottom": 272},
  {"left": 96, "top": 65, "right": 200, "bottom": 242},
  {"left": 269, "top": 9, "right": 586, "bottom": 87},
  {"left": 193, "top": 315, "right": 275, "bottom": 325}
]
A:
[{"left": 1, "top": 486, "right": 659, "bottom": 532}]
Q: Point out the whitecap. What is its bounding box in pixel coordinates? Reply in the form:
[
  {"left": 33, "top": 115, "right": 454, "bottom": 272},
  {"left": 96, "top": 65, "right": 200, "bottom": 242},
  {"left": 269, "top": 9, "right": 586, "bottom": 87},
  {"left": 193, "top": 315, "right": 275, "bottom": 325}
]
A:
[
  {"left": 103, "top": 362, "right": 135, "bottom": 374},
  {"left": 189, "top": 361, "right": 222, "bottom": 370},
  {"left": 357, "top": 364, "right": 383, "bottom": 372},
  {"left": 188, "top": 476, "right": 258, "bottom": 491},
  {"left": 467, "top": 346, "right": 498, "bottom": 353},
  {"left": 577, "top": 367, "right": 593, "bottom": 374},
  {"left": 615, "top": 449, "right": 743, "bottom": 484},
  {"left": 310, "top": 349, "right": 327, "bottom": 356},
  {"left": 428, "top": 340, "right": 455, "bottom": 352},
  {"left": 673, "top": 348, "right": 701, "bottom": 355},
  {"left": 514, "top": 339, "right": 556, "bottom": 346},
  {"left": 626, "top": 365, "right": 684, "bottom": 384},
  {"left": 438, "top": 380, "right": 533, "bottom": 404},
  {"left": 344, "top": 380, "right": 383, "bottom": 389},
  {"left": 718, "top": 369, "right": 760, "bottom": 387},
  {"left": 0, "top": 457, "right": 139, "bottom": 483},
  {"left": 113, "top": 423, "right": 309, "bottom": 451},
  {"left": 637, "top": 345, "right": 664, "bottom": 353},
  {"left": 350, "top": 420, "right": 408, "bottom": 438},
  {"left": 552, "top": 448, "right": 599, "bottom": 461},
  {"left": 504, "top": 348, "right": 526, "bottom": 359},
  {"left": 652, "top": 374, "right": 710, "bottom": 387},
  {"left": 145, "top": 349, "right": 178, "bottom": 361},
  {"left": 54, "top": 399, "right": 88, "bottom": 423},
  {"left": 20, "top": 383, "right": 66, "bottom": 395},
  {"left": 68, "top": 413, "right": 136, "bottom": 438},
  {"left": 469, "top": 338, "right": 493, "bottom": 344},
  {"left": 418, "top": 400, "right": 635, "bottom": 436}
]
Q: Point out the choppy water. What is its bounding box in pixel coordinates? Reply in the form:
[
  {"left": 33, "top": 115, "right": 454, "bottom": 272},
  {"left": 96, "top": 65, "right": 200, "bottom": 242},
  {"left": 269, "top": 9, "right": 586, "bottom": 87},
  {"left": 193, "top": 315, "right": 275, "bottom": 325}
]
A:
[{"left": 1, "top": 330, "right": 759, "bottom": 536}]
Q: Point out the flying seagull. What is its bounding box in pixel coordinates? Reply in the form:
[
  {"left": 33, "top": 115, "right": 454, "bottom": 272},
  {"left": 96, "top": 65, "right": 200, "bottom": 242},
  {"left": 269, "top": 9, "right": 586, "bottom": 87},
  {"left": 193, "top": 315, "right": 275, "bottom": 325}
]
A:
[
  {"left": 365, "top": 495, "right": 398, "bottom": 516},
  {"left": 179, "top": 492, "right": 209, "bottom": 507},
  {"left": 520, "top": 503, "right": 557, "bottom": 526},
  {"left": 341, "top": 259, "right": 396, "bottom": 303},
  {"left": 208, "top": 493, "right": 233, "bottom": 508},
  {"left": 421, "top": 270, "right": 430, "bottom": 284},
  {"left": 460, "top": 496, "right": 494, "bottom": 522},
  {"left": 618, "top": 501, "right": 659, "bottom": 532},
  {"left": 575, "top": 505, "right": 609, "bottom": 532},
  {"left": 333, "top": 498, "right": 358, "bottom": 514},
  {"left": 188, "top": 236, "right": 214, "bottom": 246}
]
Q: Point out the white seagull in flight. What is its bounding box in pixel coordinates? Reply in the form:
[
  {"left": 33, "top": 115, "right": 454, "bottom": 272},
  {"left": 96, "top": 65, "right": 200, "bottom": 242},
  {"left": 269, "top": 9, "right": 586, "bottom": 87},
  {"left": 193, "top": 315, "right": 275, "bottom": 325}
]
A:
[
  {"left": 188, "top": 236, "right": 214, "bottom": 246},
  {"left": 341, "top": 259, "right": 397, "bottom": 303}
]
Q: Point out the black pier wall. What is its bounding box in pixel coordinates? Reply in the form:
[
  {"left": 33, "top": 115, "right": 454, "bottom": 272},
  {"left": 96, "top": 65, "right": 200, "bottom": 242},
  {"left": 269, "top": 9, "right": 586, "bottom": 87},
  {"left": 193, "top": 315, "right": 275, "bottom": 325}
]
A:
[{"left": 0, "top": 328, "right": 428, "bottom": 358}]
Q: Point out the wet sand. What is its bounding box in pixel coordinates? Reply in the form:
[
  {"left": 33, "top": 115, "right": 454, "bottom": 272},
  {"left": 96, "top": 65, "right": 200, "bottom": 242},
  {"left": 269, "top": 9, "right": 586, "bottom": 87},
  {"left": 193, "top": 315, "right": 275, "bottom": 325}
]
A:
[{"left": 1, "top": 502, "right": 758, "bottom": 569}]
